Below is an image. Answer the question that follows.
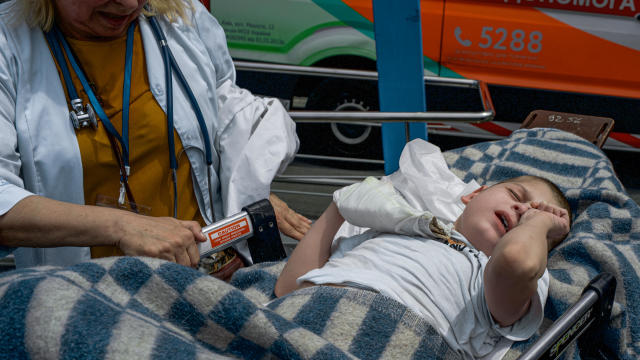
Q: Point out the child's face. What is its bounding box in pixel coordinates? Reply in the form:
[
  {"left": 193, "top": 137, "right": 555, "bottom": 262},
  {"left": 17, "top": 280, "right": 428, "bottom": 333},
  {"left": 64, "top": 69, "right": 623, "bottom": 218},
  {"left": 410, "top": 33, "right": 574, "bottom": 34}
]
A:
[{"left": 454, "top": 178, "right": 556, "bottom": 256}]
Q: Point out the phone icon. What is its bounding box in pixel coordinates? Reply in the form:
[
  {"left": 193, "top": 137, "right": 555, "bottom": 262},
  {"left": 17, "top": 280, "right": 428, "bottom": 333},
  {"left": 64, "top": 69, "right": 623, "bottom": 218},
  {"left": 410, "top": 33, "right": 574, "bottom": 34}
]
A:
[{"left": 454, "top": 27, "right": 472, "bottom": 47}]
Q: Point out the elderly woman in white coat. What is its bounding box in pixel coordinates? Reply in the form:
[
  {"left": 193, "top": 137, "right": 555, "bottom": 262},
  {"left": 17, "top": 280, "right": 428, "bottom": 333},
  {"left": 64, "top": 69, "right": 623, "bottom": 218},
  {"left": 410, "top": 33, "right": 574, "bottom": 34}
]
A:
[{"left": 0, "top": 0, "right": 309, "bottom": 270}]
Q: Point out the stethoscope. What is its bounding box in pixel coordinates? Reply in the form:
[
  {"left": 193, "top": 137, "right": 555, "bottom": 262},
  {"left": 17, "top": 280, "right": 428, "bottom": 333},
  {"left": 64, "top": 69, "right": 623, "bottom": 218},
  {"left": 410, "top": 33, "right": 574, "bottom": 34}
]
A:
[{"left": 44, "top": 16, "right": 216, "bottom": 221}]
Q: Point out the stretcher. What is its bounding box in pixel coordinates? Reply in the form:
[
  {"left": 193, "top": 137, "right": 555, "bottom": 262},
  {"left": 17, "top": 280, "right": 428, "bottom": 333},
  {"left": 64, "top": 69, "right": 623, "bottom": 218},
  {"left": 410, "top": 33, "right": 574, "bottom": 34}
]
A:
[
  {"left": 194, "top": 109, "right": 621, "bottom": 359},
  {"left": 199, "top": 194, "right": 617, "bottom": 360},
  {"left": 224, "top": 108, "right": 623, "bottom": 359},
  {"left": 0, "top": 127, "right": 633, "bottom": 359}
]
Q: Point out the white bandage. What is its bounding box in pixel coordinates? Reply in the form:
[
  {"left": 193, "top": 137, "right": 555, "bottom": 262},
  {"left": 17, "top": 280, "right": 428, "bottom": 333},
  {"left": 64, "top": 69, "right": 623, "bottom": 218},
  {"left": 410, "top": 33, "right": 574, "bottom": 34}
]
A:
[
  {"left": 388, "top": 139, "right": 480, "bottom": 223},
  {"left": 331, "top": 139, "right": 479, "bottom": 241},
  {"left": 333, "top": 176, "right": 452, "bottom": 238}
]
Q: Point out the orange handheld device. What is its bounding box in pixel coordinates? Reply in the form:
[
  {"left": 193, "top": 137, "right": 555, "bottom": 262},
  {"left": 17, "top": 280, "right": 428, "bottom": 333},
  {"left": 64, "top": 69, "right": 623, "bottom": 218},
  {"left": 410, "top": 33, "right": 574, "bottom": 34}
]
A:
[{"left": 199, "top": 199, "right": 287, "bottom": 263}]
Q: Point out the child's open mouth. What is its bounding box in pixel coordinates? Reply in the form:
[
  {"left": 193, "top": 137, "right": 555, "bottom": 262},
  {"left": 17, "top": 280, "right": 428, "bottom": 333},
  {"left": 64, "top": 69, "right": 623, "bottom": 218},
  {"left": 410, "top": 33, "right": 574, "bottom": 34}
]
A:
[{"left": 497, "top": 213, "right": 510, "bottom": 232}]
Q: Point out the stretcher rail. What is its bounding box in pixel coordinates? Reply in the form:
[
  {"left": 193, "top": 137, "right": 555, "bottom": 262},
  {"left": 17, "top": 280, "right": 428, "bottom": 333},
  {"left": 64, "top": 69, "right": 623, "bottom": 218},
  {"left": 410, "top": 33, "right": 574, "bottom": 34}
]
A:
[
  {"left": 518, "top": 272, "right": 616, "bottom": 360},
  {"left": 275, "top": 175, "right": 364, "bottom": 186},
  {"left": 295, "top": 153, "right": 385, "bottom": 165},
  {"left": 288, "top": 110, "right": 494, "bottom": 124},
  {"left": 234, "top": 61, "right": 495, "bottom": 124}
]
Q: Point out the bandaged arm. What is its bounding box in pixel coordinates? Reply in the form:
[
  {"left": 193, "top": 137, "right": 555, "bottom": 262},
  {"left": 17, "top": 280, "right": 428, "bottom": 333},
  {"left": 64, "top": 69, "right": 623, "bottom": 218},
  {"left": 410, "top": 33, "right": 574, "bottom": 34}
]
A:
[{"left": 333, "top": 176, "right": 448, "bottom": 237}]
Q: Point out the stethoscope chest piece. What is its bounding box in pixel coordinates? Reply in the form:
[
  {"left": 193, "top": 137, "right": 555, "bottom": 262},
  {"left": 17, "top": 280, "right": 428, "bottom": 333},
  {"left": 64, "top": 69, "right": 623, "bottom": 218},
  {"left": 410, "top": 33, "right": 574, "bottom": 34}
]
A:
[{"left": 69, "top": 98, "right": 98, "bottom": 130}]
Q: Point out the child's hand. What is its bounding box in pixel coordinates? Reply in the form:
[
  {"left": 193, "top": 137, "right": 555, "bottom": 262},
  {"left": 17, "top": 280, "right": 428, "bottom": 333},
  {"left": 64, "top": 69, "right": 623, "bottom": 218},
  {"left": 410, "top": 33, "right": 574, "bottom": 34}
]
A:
[{"left": 519, "top": 201, "right": 570, "bottom": 247}]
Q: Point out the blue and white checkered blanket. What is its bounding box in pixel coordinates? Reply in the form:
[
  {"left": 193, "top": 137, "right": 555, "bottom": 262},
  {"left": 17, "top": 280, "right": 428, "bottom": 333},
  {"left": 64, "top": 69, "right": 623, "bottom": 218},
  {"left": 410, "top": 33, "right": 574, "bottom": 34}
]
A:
[{"left": 1, "top": 128, "right": 638, "bottom": 359}]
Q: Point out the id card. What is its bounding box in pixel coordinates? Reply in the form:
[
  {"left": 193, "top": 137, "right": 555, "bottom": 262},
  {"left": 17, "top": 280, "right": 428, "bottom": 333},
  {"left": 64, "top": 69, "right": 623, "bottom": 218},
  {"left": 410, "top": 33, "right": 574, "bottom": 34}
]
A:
[{"left": 95, "top": 194, "right": 151, "bottom": 215}]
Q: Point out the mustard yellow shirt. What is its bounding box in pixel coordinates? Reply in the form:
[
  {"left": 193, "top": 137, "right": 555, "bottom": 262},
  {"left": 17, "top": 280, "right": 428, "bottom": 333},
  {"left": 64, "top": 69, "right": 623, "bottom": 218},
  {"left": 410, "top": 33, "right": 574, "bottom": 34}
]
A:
[{"left": 52, "top": 25, "right": 203, "bottom": 257}]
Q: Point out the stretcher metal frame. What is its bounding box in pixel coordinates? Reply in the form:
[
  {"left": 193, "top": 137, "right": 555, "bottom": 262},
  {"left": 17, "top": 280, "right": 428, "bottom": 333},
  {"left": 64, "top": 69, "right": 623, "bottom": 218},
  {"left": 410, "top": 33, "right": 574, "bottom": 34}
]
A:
[
  {"left": 202, "top": 199, "right": 617, "bottom": 359},
  {"left": 519, "top": 272, "right": 617, "bottom": 360}
]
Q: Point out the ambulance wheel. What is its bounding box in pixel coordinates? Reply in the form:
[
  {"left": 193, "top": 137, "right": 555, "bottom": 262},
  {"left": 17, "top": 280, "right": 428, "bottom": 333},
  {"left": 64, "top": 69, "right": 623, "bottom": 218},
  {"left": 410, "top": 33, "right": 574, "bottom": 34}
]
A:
[{"left": 299, "top": 79, "right": 382, "bottom": 160}]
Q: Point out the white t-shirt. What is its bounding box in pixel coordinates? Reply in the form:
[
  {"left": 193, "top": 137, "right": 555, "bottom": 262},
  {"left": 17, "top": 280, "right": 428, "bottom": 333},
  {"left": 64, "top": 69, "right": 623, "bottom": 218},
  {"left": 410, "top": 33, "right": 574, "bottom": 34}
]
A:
[{"left": 299, "top": 230, "right": 548, "bottom": 360}]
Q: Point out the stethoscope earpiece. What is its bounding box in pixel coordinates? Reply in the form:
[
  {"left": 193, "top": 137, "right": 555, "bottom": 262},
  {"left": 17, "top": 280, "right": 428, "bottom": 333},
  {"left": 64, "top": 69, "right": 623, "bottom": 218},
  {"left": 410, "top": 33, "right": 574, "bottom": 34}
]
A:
[{"left": 69, "top": 98, "right": 97, "bottom": 129}]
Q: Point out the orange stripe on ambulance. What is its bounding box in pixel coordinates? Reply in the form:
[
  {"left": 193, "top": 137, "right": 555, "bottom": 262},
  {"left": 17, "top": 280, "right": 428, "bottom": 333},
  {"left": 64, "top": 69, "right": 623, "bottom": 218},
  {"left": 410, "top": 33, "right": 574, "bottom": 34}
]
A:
[{"left": 496, "top": 0, "right": 637, "bottom": 17}]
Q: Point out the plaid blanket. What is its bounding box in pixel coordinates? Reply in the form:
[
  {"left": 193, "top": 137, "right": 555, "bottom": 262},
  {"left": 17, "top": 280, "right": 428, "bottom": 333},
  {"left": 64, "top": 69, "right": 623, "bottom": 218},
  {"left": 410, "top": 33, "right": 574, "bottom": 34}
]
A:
[
  {"left": 1, "top": 128, "right": 638, "bottom": 359},
  {"left": 0, "top": 257, "right": 455, "bottom": 359},
  {"left": 443, "top": 129, "right": 640, "bottom": 359}
]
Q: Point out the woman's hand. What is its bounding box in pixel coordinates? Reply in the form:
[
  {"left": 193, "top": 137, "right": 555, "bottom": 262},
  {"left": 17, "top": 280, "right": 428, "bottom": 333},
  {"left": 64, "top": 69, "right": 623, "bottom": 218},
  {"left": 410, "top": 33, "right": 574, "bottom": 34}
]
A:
[
  {"left": 113, "top": 213, "right": 207, "bottom": 268},
  {"left": 269, "top": 193, "right": 311, "bottom": 240},
  {"left": 0, "top": 196, "right": 206, "bottom": 268}
]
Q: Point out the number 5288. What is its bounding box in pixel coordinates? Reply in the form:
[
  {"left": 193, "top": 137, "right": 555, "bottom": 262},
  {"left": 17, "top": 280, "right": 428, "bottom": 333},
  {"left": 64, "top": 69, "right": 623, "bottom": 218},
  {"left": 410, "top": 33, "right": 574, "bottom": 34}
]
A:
[{"left": 478, "top": 27, "right": 543, "bottom": 54}]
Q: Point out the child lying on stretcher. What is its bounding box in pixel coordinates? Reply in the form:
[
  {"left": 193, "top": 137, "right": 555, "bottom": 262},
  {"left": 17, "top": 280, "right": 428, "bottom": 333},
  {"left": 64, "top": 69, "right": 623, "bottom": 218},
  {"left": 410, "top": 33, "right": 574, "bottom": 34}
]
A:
[{"left": 275, "top": 140, "right": 571, "bottom": 359}]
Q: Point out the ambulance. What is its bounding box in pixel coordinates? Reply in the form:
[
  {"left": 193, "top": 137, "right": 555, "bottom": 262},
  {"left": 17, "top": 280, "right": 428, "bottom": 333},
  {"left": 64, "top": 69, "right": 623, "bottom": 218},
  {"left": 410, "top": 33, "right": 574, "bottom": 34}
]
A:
[{"left": 207, "top": 0, "right": 640, "bottom": 160}]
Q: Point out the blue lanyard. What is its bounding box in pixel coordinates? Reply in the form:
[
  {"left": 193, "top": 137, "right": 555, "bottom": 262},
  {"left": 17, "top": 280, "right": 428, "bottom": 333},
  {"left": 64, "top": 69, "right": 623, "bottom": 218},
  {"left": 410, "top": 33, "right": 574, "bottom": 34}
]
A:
[{"left": 45, "top": 22, "right": 137, "bottom": 176}]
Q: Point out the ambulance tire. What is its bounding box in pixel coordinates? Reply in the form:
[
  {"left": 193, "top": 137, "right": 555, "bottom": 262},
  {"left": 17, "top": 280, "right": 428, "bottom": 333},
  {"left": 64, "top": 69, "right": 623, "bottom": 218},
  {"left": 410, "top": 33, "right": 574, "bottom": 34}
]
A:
[{"left": 299, "top": 78, "right": 382, "bottom": 160}]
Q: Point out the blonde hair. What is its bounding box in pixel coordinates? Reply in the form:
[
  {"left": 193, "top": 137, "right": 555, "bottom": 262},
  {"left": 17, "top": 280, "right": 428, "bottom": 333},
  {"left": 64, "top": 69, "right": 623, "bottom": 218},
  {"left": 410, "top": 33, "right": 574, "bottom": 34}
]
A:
[{"left": 15, "top": 0, "right": 193, "bottom": 31}]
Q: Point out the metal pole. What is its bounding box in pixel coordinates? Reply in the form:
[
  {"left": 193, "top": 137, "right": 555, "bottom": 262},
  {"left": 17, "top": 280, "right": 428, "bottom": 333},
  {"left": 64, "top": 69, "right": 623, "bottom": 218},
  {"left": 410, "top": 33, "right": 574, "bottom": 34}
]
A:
[{"left": 373, "top": 0, "right": 427, "bottom": 174}]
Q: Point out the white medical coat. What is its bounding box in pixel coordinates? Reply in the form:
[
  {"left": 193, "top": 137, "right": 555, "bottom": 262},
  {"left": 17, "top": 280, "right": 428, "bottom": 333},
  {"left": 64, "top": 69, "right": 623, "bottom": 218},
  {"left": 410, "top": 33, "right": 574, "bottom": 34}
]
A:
[{"left": 0, "top": 0, "right": 298, "bottom": 267}]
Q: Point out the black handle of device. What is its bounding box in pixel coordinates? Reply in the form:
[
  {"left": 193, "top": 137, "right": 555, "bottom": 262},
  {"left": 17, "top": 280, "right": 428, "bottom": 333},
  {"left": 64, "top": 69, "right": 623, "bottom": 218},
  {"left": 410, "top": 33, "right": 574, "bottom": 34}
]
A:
[{"left": 243, "top": 199, "right": 287, "bottom": 263}]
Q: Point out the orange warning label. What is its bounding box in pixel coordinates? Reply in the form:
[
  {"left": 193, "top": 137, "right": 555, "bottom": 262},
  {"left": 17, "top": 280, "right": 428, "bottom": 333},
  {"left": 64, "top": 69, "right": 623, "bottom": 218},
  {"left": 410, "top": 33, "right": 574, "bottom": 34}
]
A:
[{"left": 207, "top": 218, "right": 251, "bottom": 248}]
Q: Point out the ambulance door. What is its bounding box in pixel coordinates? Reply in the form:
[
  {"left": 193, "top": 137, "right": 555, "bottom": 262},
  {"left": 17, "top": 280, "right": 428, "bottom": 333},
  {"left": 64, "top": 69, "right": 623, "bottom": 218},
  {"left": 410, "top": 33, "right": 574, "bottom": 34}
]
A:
[{"left": 440, "top": 0, "right": 640, "bottom": 100}]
